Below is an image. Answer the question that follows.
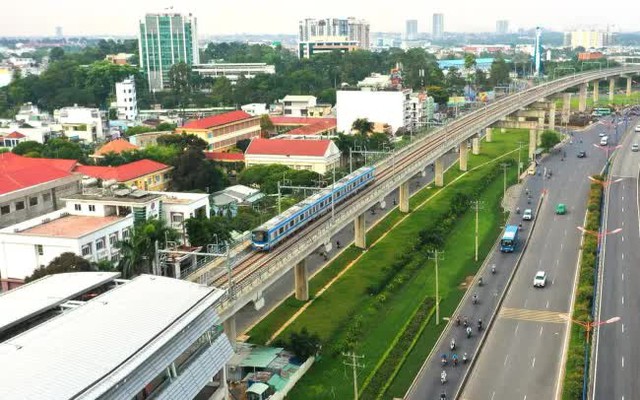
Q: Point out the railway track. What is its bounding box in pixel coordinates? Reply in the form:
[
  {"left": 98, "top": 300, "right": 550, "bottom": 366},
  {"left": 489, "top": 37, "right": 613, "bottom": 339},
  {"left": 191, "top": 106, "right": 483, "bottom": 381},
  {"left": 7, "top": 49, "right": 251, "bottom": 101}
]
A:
[{"left": 209, "top": 66, "right": 640, "bottom": 312}]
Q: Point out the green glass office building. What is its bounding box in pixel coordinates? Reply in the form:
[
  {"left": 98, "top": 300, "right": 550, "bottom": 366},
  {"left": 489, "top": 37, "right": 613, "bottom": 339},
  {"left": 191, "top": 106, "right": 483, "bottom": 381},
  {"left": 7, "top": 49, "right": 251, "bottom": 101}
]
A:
[{"left": 138, "top": 12, "right": 199, "bottom": 92}]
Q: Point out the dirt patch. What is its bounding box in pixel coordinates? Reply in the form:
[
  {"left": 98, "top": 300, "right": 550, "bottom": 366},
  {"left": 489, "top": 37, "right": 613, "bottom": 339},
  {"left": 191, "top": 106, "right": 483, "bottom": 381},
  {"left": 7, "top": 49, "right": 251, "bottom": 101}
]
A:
[{"left": 459, "top": 275, "right": 475, "bottom": 290}]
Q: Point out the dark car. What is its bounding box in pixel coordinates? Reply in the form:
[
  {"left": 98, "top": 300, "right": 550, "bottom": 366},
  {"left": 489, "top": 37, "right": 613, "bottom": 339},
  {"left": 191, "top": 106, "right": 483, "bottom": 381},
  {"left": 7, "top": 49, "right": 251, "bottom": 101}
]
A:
[{"left": 577, "top": 151, "right": 587, "bottom": 158}]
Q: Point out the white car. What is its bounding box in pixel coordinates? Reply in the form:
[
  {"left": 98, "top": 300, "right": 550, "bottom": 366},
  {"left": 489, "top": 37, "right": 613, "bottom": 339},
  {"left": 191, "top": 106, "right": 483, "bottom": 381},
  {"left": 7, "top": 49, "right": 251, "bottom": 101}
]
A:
[
  {"left": 523, "top": 209, "right": 533, "bottom": 221},
  {"left": 533, "top": 271, "right": 547, "bottom": 288},
  {"left": 635, "top": 125, "right": 640, "bottom": 132},
  {"left": 632, "top": 143, "right": 639, "bottom": 152},
  {"left": 599, "top": 131, "right": 606, "bottom": 137}
]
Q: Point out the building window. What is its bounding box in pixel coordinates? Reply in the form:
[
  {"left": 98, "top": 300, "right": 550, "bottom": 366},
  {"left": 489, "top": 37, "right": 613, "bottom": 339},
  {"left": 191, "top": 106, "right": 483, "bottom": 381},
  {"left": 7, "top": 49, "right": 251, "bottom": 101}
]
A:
[
  {"left": 15, "top": 201, "right": 25, "bottom": 211},
  {"left": 154, "top": 175, "right": 160, "bottom": 183},
  {"left": 74, "top": 204, "right": 81, "bottom": 211},
  {"left": 122, "top": 228, "right": 131, "bottom": 240},
  {"left": 35, "top": 244, "right": 43, "bottom": 256},
  {"left": 29, "top": 196, "right": 38, "bottom": 206},
  {"left": 96, "top": 237, "right": 106, "bottom": 251},
  {"left": 89, "top": 205, "right": 96, "bottom": 212},
  {"left": 109, "top": 232, "right": 119, "bottom": 246},
  {"left": 81, "top": 244, "right": 92, "bottom": 256},
  {"left": 0, "top": 205, "right": 9, "bottom": 215},
  {"left": 43, "top": 193, "right": 52, "bottom": 203},
  {"left": 171, "top": 213, "right": 184, "bottom": 224}
]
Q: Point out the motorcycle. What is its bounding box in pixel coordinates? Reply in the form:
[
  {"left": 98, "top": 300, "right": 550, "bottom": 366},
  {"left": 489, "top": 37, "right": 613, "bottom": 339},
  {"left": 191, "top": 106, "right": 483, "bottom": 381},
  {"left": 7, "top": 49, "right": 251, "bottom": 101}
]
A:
[
  {"left": 455, "top": 316, "right": 461, "bottom": 326},
  {"left": 462, "top": 353, "right": 468, "bottom": 364},
  {"left": 491, "top": 265, "right": 496, "bottom": 274},
  {"left": 466, "top": 326, "right": 472, "bottom": 338},
  {"left": 441, "top": 371, "right": 447, "bottom": 384},
  {"left": 477, "top": 319, "right": 483, "bottom": 332},
  {"left": 463, "top": 317, "right": 469, "bottom": 328},
  {"left": 472, "top": 295, "right": 478, "bottom": 305},
  {"left": 450, "top": 339, "right": 456, "bottom": 351},
  {"left": 478, "top": 277, "right": 483, "bottom": 287}
]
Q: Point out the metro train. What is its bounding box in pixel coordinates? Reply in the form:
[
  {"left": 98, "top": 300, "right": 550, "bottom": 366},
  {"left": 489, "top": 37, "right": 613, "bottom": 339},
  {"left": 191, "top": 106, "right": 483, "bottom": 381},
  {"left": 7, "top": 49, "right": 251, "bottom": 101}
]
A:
[{"left": 251, "top": 166, "right": 376, "bottom": 251}]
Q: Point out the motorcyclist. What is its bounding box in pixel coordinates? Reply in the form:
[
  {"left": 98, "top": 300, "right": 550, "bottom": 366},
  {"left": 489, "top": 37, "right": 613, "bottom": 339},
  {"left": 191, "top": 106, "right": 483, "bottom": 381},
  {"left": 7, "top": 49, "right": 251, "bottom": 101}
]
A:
[
  {"left": 516, "top": 207, "right": 520, "bottom": 214},
  {"left": 336, "top": 240, "right": 341, "bottom": 249},
  {"left": 452, "top": 353, "right": 459, "bottom": 366},
  {"left": 478, "top": 318, "right": 483, "bottom": 331},
  {"left": 463, "top": 352, "right": 468, "bottom": 364},
  {"left": 478, "top": 277, "right": 483, "bottom": 286},
  {"left": 456, "top": 315, "right": 461, "bottom": 326},
  {"left": 491, "top": 264, "right": 496, "bottom": 274},
  {"left": 440, "top": 392, "right": 447, "bottom": 400},
  {"left": 463, "top": 316, "right": 469, "bottom": 327},
  {"left": 450, "top": 338, "right": 456, "bottom": 350},
  {"left": 441, "top": 370, "right": 447, "bottom": 384},
  {"left": 466, "top": 326, "right": 472, "bottom": 338},
  {"left": 472, "top": 293, "right": 478, "bottom": 304}
]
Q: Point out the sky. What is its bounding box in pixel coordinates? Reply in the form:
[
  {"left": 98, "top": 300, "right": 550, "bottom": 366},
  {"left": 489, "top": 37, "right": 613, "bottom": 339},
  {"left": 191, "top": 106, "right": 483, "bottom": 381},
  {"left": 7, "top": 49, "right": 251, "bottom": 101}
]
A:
[{"left": 1, "top": 0, "right": 636, "bottom": 37}]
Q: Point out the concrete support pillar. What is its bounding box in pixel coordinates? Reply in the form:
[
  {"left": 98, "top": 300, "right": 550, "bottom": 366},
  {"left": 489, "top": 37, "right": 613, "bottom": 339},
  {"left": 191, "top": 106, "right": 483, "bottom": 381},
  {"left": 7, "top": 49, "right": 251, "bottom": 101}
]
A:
[
  {"left": 173, "top": 260, "right": 181, "bottom": 279},
  {"left": 294, "top": 259, "right": 309, "bottom": 301},
  {"left": 627, "top": 77, "right": 632, "bottom": 97},
  {"left": 579, "top": 83, "right": 588, "bottom": 112},
  {"left": 485, "top": 127, "right": 493, "bottom": 142},
  {"left": 529, "top": 129, "right": 537, "bottom": 161},
  {"left": 609, "top": 78, "right": 616, "bottom": 101},
  {"left": 459, "top": 141, "right": 468, "bottom": 172},
  {"left": 435, "top": 157, "right": 444, "bottom": 187},
  {"left": 354, "top": 213, "right": 366, "bottom": 249},
  {"left": 472, "top": 137, "right": 481, "bottom": 155},
  {"left": 398, "top": 181, "right": 410, "bottom": 213},
  {"left": 223, "top": 316, "right": 237, "bottom": 350},
  {"left": 593, "top": 80, "right": 600, "bottom": 103},
  {"left": 562, "top": 93, "right": 571, "bottom": 124},
  {"left": 538, "top": 112, "right": 545, "bottom": 131},
  {"left": 548, "top": 102, "right": 556, "bottom": 131}
]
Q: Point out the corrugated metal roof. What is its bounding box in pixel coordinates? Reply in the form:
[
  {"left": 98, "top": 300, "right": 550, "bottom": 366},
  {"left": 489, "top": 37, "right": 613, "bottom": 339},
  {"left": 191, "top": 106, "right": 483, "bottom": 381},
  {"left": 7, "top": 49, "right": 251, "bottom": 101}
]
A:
[
  {"left": 0, "top": 275, "right": 226, "bottom": 400},
  {"left": 0, "top": 272, "right": 120, "bottom": 337}
]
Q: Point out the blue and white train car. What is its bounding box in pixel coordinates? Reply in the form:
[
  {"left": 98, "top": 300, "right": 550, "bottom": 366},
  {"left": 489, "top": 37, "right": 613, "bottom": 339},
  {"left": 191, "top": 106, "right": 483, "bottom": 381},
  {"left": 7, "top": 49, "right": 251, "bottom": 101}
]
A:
[{"left": 251, "top": 166, "right": 376, "bottom": 250}]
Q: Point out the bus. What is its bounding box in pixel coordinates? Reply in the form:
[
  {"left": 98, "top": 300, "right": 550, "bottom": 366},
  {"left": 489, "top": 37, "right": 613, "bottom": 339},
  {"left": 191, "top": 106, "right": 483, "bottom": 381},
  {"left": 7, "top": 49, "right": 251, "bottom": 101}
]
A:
[
  {"left": 592, "top": 107, "right": 611, "bottom": 117},
  {"left": 500, "top": 225, "right": 519, "bottom": 253}
]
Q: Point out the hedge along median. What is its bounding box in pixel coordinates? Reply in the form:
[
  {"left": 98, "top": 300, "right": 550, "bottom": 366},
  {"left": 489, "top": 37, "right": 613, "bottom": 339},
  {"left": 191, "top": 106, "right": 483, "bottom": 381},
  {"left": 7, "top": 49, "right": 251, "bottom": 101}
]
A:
[
  {"left": 561, "top": 176, "right": 604, "bottom": 399},
  {"left": 276, "top": 133, "right": 526, "bottom": 399}
]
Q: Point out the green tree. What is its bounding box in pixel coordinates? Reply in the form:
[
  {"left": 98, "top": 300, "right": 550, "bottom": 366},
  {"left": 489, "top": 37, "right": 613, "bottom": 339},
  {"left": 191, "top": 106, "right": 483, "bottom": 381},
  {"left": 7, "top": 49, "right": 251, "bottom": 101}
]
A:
[
  {"left": 426, "top": 85, "right": 449, "bottom": 105},
  {"left": 49, "top": 47, "right": 65, "bottom": 62},
  {"left": 168, "top": 62, "right": 193, "bottom": 108},
  {"left": 540, "top": 130, "right": 561, "bottom": 151},
  {"left": 124, "top": 126, "right": 155, "bottom": 136},
  {"left": 464, "top": 53, "right": 477, "bottom": 70},
  {"left": 185, "top": 217, "right": 232, "bottom": 247},
  {"left": 489, "top": 57, "right": 511, "bottom": 87},
  {"left": 156, "top": 133, "right": 207, "bottom": 150},
  {"left": 25, "top": 252, "right": 95, "bottom": 283},
  {"left": 260, "top": 114, "right": 275, "bottom": 137},
  {"left": 288, "top": 328, "right": 321, "bottom": 360},
  {"left": 352, "top": 118, "right": 374, "bottom": 135},
  {"left": 41, "top": 138, "right": 84, "bottom": 160},
  {"left": 210, "top": 76, "right": 233, "bottom": 105},
  {"left": 171, "top": 147, "right": 228, "bottom": 192},
  {"left": 235, "top": 138, "right": 251, "bottom": 152},
  {"left": 117, "top": 219, "right": 179, "bottom": 279},
  {"left": 156, "top": 122, "right": 177, "bottom": 131},
  {"left": 12, "top": 140, "right": 44, "bottom": 156}
]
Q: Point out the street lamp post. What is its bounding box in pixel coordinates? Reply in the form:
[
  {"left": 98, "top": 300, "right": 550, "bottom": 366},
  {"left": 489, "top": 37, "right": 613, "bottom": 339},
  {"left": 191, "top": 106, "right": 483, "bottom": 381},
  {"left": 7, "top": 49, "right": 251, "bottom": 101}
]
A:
[
  {"left": 592, "top": 143, "right": 622, "bottom": 160},
  {"left": 588, "top": 176, "right": 624, "bottom": 188},
  {"left": 561, "top": 315, "right": 621, "bottom": 343},
  {"left": 577, "top": 226, "right": 622, "bottom": 245}
]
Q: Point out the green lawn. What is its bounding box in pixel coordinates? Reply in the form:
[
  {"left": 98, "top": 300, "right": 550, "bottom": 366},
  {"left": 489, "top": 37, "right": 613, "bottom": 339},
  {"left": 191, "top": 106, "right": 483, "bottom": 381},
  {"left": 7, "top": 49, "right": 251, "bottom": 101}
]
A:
[
  {"left": 555, "top": 91, "right": 640, "bottom": 109},
  {"left": 273, "top": 130, "right": 527, "bottom": 399}
]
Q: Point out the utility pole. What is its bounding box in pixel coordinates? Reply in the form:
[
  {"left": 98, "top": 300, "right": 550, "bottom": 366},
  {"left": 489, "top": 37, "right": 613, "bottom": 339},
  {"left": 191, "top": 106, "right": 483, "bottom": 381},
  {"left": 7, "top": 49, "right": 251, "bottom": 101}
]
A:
[
  {"left": 471, "top": 200, "right": 485, "bottom": 262},
  {"left": 500, "top": 163, "right": 510, "bottom": 200},
  {"left": 342, "top": 352, "right": 365, "bottom": 400},
  {"left": 517, "top": 141, "right": 524, "bottom": 182},
  {"left": 428, "top": 250, "right": 445, "bottom": 325}
]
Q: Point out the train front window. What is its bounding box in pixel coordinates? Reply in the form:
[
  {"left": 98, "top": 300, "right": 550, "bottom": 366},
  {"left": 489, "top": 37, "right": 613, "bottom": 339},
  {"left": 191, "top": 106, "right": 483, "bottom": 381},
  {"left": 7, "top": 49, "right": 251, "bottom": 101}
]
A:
[{"left": 253, "top": 231, "right": 267, "bottom": 242}]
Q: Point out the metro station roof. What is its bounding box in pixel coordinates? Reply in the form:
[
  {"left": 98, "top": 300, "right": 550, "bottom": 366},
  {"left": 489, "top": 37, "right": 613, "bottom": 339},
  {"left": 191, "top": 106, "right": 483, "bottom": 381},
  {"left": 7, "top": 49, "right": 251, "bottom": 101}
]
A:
[
  {"left": 0, "top": 274, "right": 225, "bottom": 400},
  {"left": 0, "top": 272, "right": 120, "bottom": 338}
]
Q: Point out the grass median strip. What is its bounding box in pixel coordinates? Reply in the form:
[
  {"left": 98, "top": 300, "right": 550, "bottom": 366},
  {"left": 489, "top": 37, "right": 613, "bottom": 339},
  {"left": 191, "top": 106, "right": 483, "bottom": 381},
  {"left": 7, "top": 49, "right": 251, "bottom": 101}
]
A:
[{"left": 247, "top": 130, "right": 527, "bottom": 398}]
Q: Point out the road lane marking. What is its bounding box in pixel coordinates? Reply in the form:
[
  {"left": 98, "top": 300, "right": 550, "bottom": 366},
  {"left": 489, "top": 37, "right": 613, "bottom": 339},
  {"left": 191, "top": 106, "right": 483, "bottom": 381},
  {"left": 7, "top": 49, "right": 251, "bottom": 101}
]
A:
[
  {"left": 491, "top": 391, "right": 496, "bottom": 400},
  {"left": 622, "top": 296, "right": 624, "bottom": 305},
  {"left": 623, "top": 196, "right": 625, "bottom": 201},
  {"left": 546, "top": 300, "right": 550, "bottom": 309},
  {"left": 622, "top": 236, "right": 625, "bottom": 242},
  {"left": 622, "top": 323, "right": 625, "bottom": 333},
  {"left": 622, "top": 253, "right": 625, "bottom": 260},
  {"left": 622, "top": 356, "right": 625, "bottom": 368},
  {"left": 622, "top": 207, "right": 625, "bottom": 212},
  {"left": 556, "top": 259, "right": 560, "bottom": 266},
  {"left": 515, "top": 323, "right": 519, "bottom": 335},
  {"left": 499, "top": 307, "right": 569, "bottom": 324},
  {"left": 540, "top": 326, "right": 544, "bottom": 336},
  {"left": 622, "top": 273, "right": 624, "bottom": 281},
  {"left": 504, "top": 355, "right": 509, "bottom": 366},
  {"left": 532, "top": 357, "right": 536, "bottom": 368},
  {"left": 561, "top": 243, "right": 564, "bottom": 250}
]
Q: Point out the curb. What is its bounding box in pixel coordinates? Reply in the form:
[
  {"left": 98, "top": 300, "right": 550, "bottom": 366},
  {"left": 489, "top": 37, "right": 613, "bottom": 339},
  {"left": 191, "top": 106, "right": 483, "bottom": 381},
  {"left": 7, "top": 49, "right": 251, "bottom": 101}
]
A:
[{"left": 454, "top": 189, "right": 546, "bottom": 399}]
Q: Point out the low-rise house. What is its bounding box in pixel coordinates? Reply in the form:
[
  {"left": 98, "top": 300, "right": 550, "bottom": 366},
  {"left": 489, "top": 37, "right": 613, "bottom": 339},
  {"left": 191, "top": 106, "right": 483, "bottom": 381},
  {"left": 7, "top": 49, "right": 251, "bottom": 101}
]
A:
[
  {"left": 54, "top": 104, "right": 105, "bottom": 143},
  {"left": 0, "top": 131, "right": 27, "bottom": 149},
  {"left": 127, "top": 130, "right": 173, "bottom": 148},
  {"left": 280, "top": 95, "right": 317, "bottom": 117},
  {"left": 178, "top": 110, "right": 261, "bottom": 151},
  {"left": 245, "top": 138, "right": 341, "bottom": 174},
  {"left": 0, "top": 153, "right": 81, "bottom": 229},
  {"left": 90, "top": 138, "right": 139, "bottom": 160},
  {"left": 211, "top": 185, "right": 264, "bottom": 217},
  {"left": 75, "top": 159, "right": 174, "bottom": 191}
]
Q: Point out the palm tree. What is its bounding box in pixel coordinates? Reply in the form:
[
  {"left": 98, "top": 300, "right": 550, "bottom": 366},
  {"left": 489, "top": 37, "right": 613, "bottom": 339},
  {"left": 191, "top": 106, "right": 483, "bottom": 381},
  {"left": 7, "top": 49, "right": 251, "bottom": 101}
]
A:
[
  {"left": 351, "top": 118, "right": 374, "bottom": 135},
  {"left": 117, "top": 219, "right": 179, "bottom": 279}
]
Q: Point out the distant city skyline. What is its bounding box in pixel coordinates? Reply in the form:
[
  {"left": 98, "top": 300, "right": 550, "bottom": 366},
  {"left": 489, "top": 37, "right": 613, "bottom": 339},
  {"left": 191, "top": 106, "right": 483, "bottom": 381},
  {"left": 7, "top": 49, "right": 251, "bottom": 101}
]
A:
[{"left": 1, "top": 0, "right": 636, "bottom": 37}]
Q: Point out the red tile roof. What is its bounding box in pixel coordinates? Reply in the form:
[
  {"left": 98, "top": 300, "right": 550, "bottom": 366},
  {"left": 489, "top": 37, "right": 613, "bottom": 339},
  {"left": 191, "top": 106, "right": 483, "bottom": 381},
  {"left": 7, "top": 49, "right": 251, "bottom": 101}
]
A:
[
  {"left": 93, "top": 139, "right": 138, "bottom": 156},
  {"left": 204, "top": 152, "right": 245, "bottom": 162},
  {"left": 286, "top": 119, "right": 337, "bottom": 136},
  {"left": 245, "top": 138, "right": 332, "bottom": 157},
  {"left": 182, "top": 110, "right": 253, "bottom": 130},
  {"left": 5, "top": 132, "right": 26, "bottom": 139},
  {"left": 75, "top": 159, "right": 171, "bottom": 182},
  {"left": 269, "top": 116, "right": 335, "bottom": 126},
  {"left": 0, "top": 153, "right": 77, "bottom": 195}
]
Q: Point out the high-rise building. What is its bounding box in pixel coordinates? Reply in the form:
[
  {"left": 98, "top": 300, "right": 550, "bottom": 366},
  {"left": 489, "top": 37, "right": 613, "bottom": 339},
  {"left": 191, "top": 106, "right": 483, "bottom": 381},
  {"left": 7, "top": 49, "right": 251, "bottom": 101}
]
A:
[
  {"left": 55, "top": 26, "right": 63, "bottom": 38},
  {"left": 298, "top": 18, "right": 370, "bottom": 58},
  {"left": 496, "top": 20, "right": 509, "bottom": 34},
  {"left": 138, "top": 11, "right": 199, "bottom": 92},
  {"left": 432, "top": 13, "right": 444, "bottom": 39},
  {"left": 405, "top": 19, "right": 418, "bottom": 41},
  {"left": 567, "top": 29, "right": 613, "bottom": 49},
  {"left": 116, "top": 75, "right": 138, "bottom": 121}
]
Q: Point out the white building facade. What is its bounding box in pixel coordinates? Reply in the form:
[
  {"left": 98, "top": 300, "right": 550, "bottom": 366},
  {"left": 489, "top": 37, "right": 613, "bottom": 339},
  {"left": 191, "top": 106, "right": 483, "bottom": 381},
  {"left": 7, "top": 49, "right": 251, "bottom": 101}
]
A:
[
  {"left": 281, "top": 95, "right": 317, "bottom": 117},
  {"left": 0, "top": 206, "right": 133, "bottom": 283},
  {"left": 192, "top": 63, "right": 275, "bottom": 83},
  {"left": 54, "top": 105, "right": 105, "bottom": 143},
  {"left": 115, "top": 75, "right": 138, "bottom": 120},
  {"left": 337, "top": 89, "right": 412, "bottom": 134}
]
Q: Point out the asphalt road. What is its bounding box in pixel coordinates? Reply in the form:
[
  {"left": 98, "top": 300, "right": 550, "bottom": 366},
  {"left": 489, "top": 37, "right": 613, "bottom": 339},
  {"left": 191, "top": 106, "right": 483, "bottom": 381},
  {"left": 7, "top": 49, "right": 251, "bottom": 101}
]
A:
[
  {"left": 460, "top": 117, "right": 632, "bottom": 400},
  {"left": 593, "top": 113, "right": 640, "bottom": 400},
  {"left": 235, "top": 152, "right": 459, "bottom": 336}
]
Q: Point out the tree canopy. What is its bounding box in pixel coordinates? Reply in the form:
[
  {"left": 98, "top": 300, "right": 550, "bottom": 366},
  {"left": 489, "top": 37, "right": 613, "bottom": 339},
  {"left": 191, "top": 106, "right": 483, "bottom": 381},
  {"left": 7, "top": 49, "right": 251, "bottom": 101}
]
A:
[{"left": 25, "top": 252, "right": 95, "bottom": 283}]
